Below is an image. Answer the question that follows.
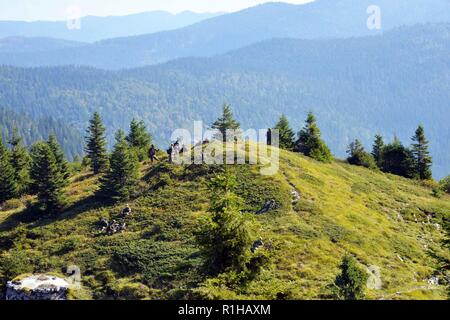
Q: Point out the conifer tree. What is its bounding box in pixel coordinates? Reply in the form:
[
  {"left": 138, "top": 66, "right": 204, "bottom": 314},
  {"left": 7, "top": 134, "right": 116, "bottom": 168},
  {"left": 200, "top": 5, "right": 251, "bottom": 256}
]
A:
[
  {"left": 126, "top": 119, "right": 152, "bottom": 162},
  {"left": 332, "top": 255, "right": 368, "bottom": 300},
  {"left": 381, "top": 137, "right": 415, "bottom": 178},
  {"left": 411, "top": 125, "right": 432, "bottom": 180},
  {"left": 0, "top": 136, "right": 17, "bottom": 204},
  {"left": 274, "top": 114, "right": 295, "bottom": 150},
  {"left": 211, "top": 104, "right": 241, "bottom": 142},
  {"left": 347, "top": 139, "right": 365, "bottom": 158},
  {"left": 30, "top": 142, "right": 67, "bottom": 213},
  {"left": 85, "top": 112, "right": 108, "bottom": 174},
  {"left": 296, "top": 112, "right": 332, "bottom": 162},
  {"left": 372, "top": 134, "right": 384, "bottom": 169},
  {"left": 48, "top": 134, "right": 70, "bottom": 183},
  {"left": 347, "top": 139, "right": 377, "bottom": 169},
  {"left": 100, "top": 130, "right": 139, "bottom": 202},
  {"left": 440, "top": 175, "right": 450, "bottom": 194},
  {"left": 197, "top": 168, "right": 253, "bottom": 274},
  {"left": 8, "top": 128, "right": 30, "bottom": 195}
]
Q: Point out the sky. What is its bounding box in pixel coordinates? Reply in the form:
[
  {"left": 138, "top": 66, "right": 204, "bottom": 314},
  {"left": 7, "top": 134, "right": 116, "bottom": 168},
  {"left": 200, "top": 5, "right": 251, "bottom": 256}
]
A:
[{"left": 0, "top": 0, "right": 314, "bottom": 21}]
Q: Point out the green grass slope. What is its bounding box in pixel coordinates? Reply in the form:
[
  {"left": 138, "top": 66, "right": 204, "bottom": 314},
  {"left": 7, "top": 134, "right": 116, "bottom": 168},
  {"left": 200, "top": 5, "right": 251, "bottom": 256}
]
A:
[{"left": 0, "top": 146, "right": 449, "bottom": 300}]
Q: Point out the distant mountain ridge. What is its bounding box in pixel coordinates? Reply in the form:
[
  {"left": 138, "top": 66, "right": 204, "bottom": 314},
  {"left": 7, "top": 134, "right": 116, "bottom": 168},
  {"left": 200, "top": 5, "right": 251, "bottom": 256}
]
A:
[
  {"left": 0, "top": 10, "right": 223, "bottom": 43},
  {"left": 0, "top": 0, "right": 449, "bottom": 69},
  {"left": 0, "top": 24, "right": 448, "bottom": 178},
  {"left": 0, "top": 37, "right": 86, "bottom": 53}
]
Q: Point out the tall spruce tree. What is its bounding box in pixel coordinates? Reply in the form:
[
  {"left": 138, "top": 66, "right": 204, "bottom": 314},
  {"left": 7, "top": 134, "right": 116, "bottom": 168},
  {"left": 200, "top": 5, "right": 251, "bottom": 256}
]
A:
[
  {"left": 85, "top": 112, "right": 108, "bottom": 174},
  {"left": 333, "top": 255, "right": 368, "bottom": 300},
  {"left": 274, "top": 114, "right": 295, "bottom": 150},
  {"left": 126, "top": 119, "right": 152, "bottom": 162},
  {"left": 100, "top": 130, "right": 139, "bottom": 202},
  {"left": 372, "top": 134, "right": 384, "bottom": 169},
  {"left": 48, "top": 134, "right": 70, "bottom": 183},
  {"left": 211, "top": 104, "right": 241, "bottom": 142},
  {"left": 30, "top": 142, "right": 67, "bottom": 213},
  {"left": 196, "top": 168, "right": 252, "bottom": 274},
  {"left": 0, "top": 136, "right": 17, "bottom": 204},
  {"left": 381, "top": 137, "right": 415, "bottom": 178},
  {"left": 296, "top": 112, "right": 333, "bottom": 162},
  {"left": 8, "top": 127, "right": 30, "bottom": 195},
  {"left": 411, "top": 125, "right": 432, "bottom": 180}
]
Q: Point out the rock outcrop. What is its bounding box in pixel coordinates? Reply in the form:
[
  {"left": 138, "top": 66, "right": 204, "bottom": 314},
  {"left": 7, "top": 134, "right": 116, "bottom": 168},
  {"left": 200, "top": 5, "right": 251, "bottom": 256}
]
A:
[
  {"left": 6, "top": 274, "right": 69, "bottom": 300},
  {"left": 251, "top": 239, "right": 264, "bottom": 253},
  {"left": 255, "top": 200, "right": 277, "bottom": 214}
]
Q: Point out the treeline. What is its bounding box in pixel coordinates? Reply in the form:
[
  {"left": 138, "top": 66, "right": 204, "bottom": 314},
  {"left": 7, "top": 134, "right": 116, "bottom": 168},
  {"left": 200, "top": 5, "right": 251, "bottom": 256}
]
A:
[
  {"left": 0, "top": 112, "right": 153, "bottom": 213},
  {"left": 270, "top": 112, "right": 450, "bottom": 193},
  {"left": 272, "top": 112, "right": 332, "bottom": 163},
  {"left": 2, "top": 108, "right": 449, "bottom": 214},
  {"left": 0, "top": 107, "right": 84, "bottom": 161},
  {"left": 347, "top": 126, "right": 432, "bottom": 180},
  {"left": 0, "top": 25, "right": 449, "bottom": 178}
]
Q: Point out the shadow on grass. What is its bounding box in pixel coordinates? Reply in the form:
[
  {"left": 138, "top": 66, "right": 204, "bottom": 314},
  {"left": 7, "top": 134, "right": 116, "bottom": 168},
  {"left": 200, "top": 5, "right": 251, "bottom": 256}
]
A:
[
  {"left": 0, "top": 207, "right": 38, "bottom": 232},
  {"left": 0, "top": 194, "right": 112, "bottom": 232}
]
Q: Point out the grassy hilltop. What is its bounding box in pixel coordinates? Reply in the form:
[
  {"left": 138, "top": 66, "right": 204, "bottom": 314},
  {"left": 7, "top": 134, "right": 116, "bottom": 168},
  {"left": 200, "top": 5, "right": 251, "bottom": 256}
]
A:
[{"left": 0, "top": 144, "right": 449, "bottom": 300}]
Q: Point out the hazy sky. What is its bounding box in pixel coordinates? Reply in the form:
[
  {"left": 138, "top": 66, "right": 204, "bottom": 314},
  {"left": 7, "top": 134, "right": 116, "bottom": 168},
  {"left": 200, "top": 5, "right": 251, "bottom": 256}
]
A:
[{"left": 0, "top": 0, "right": 314, "bottom": 21}]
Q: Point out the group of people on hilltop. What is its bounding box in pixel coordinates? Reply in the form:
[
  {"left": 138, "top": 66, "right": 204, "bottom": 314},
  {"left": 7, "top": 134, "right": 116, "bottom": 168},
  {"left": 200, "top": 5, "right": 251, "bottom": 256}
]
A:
[
  {"left": 148, "top": 138, "right": 188, "bottom": 164},
  {"left": 165, "top": 139, "right": 189, "bottom": 163},
  {"left": 153, "top": 130, "right": 276, "bottom": 164}
]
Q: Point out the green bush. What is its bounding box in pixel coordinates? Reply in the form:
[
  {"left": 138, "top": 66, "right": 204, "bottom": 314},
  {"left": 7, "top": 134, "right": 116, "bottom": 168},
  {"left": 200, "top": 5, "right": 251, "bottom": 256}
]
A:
[
  {"left": 439, "top": 175, "right": 450, "bottom": 194},
  {"left": 331, "top": 255, "right": 368, "bottom": 300},
  {"left": 348, "top": 152, "right": 378, "bottom": 170},
  {"left": 432, "top": 187, "right": 444, "bottom": 198},
  {"left": 158, "top": 173, "right": 173, "bottom": 188},
  {"left": 111, "top": 240, "right": 199, "bottom": 285},
  {"left": 110, "top": 281, "right": 150, "bottom": 300},
  {"left": 0, "top": 250, "right": 35, "bottom": 296},
  {"left": 0, "top": 250, "right": 34, "bottom": 279}
]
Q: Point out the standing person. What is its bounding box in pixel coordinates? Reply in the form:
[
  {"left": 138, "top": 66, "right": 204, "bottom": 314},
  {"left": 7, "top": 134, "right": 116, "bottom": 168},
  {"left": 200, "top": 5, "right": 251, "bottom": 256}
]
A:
[
  {"left": 148, "top": 144, "right": 158, "bottom": 163},
  {"left": 167, "top": 144, "right": 173, "bottom": 163},
  {"left": 267, "top": 128, "right": 272, "bottom": 146},
  {"left": 173, "top": 139, "right": 180, "bottom": 156}
]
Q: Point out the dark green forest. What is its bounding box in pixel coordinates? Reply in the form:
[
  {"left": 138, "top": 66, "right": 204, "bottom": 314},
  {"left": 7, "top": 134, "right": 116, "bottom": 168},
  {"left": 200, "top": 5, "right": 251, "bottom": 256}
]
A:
[
  {"left": 0, "top": 108, "right": 83, "bottom": 160},
  {"left": 0, "top": 24, "right": 448, "bottom": 177}
]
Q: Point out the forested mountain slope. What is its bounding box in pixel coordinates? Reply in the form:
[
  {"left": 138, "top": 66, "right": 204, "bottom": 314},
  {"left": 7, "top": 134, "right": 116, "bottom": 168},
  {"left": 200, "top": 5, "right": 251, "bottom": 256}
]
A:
[
  {"left": 0, "top": 0, "right": 449, "bottom": 68},
  {"left": 0, "top": 108, "right": 83, "bottom": 160},
  {"left": 0, "top": 145, "right": 449, "bottom": 299},
  {"left": 0, "top": 24, "right": 448, "bottom": 177}
]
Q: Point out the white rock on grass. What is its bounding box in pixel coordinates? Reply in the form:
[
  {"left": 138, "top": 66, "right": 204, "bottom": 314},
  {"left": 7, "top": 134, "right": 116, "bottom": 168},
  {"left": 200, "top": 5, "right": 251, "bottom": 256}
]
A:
[{"left": 6, "top": 274, "right": 69, "bottom": 300}]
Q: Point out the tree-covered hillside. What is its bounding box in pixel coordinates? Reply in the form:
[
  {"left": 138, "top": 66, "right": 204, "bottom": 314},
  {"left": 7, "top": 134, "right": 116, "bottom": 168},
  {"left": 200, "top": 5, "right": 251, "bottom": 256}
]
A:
[
  {"left": 0, "top": 107, "right": 448, "bottom": 300},
  {"left": 0, "top": 143, "right": 449, "bottom": 300},
  {"left": 0, "top": 24, "right": 448, "bottom": 177},
  {"left": 0, "top": 108, "right": 84, "bottom": 161}
]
